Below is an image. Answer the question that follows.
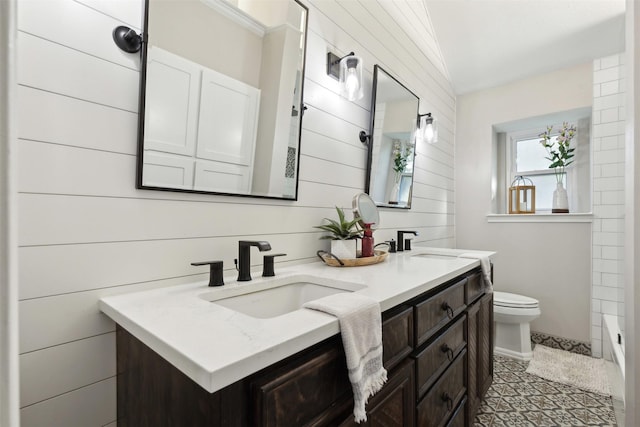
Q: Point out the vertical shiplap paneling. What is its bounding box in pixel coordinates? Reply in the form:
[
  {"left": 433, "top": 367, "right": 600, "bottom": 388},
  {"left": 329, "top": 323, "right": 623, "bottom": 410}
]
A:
[{"left": 16, "top": 0, "right": 456, "bottom": 424}]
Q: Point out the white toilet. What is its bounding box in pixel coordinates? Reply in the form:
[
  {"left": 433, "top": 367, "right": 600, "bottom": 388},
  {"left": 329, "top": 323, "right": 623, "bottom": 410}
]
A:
[{"left": 493, "top": 291, "right": 541, "bottom": 361}]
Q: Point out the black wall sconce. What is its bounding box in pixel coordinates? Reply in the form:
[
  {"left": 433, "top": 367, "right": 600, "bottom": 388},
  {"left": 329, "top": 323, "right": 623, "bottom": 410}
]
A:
[
  {"left": 113, "top": 25, "right": 143, "bottom": 53},
  {"left": 416, "top": 112, "right": 438, "bottom": 144},
  {"left": 327, "top": 51, "right": 364, "bottom": 101}
]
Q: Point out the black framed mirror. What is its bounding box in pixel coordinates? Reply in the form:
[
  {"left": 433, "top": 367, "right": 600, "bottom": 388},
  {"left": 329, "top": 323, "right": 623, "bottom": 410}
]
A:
[
  {"left": 365, "top": 65, "right": 419, "bottom": 209},
  {"left": 136, "top": 0, "right": 308, "bottom": 200}
]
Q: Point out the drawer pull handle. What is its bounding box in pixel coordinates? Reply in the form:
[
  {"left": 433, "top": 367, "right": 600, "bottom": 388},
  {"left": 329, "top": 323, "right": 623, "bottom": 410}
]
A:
[
  {"left": 441, "top": 302, "right": 454, "bottom": 318},
  {"left": 440, "top": 343, "right": 454, "bottom": 360},
  {"left": 441, "top": 392, "right": 453, "bottom": 411}
]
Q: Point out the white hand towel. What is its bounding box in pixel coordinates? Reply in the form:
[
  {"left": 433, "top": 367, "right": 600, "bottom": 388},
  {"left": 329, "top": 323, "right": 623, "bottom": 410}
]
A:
[
  {"left": 458, "top": 253, "right": 493, "bottom": 293},
  {"left": 303, "top": 292, "right": 387, "bottom": 423}
]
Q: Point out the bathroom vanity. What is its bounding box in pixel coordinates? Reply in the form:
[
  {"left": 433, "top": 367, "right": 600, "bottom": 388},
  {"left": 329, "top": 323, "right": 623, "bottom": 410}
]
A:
[{"left": 100, "top": 248, "right": 494, "bottom": 426}]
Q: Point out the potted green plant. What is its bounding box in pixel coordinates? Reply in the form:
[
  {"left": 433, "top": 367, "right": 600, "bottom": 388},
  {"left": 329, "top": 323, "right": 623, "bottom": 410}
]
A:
[
  {"left": 314, "top": 206, "right": 362, "bottom": 259},
  {"left": 539, "top": 122, "right": 576, "bottom": 213}
]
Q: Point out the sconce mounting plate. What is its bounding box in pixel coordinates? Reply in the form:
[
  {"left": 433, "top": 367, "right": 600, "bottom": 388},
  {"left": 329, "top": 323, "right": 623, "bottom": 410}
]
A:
[
  {"left": 327, "top": 52, "right": 341, "bottom": 80},
  {"left": 113, "top": 25, "right": 142, "bottom": 53}
]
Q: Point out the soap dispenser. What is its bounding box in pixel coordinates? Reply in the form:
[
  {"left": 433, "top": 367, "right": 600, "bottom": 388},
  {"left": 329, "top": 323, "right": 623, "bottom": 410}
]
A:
[{"left": 362, "top": 223, "right": 374, "bottom": 257}]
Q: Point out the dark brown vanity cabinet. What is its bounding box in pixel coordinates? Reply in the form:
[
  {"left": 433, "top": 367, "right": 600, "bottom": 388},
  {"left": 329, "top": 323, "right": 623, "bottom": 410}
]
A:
[{"left": 116, "top": 266, "right": 493, "bottom": 427}]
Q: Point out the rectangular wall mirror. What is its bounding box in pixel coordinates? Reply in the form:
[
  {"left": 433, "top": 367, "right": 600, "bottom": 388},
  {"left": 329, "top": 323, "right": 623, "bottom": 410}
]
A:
[
  {"left": 136, "top": 0, "right": 308, "bottom": 200},
  {"left": 365, "top": 65, "right": 419, "bottom": 209}
]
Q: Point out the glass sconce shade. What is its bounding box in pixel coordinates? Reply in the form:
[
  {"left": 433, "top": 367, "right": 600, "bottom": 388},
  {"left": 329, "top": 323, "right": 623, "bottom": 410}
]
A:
[
  {"left": 508, "top": 176, "right": 536, "bottom": 214},
  {"left": 340, "top": 55, "right": 363, "bottom": 101},
  {"left": 417, "top": 113, "right": 438, "bottom": 144}
]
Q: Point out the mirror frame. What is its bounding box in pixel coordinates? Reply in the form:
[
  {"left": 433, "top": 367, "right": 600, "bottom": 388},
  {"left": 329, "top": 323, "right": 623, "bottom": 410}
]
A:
[
  {"left": 364, "top": 65, "right": 419, "bottom": 209},
  {"left": 135, "top": 0, "right": 309, "bottom": 200}
]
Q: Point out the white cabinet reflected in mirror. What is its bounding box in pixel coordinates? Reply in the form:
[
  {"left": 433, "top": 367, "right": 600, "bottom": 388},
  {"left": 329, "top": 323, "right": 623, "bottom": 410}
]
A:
[
  {"left": 365, "top": 66, "right": 419, "bottom": 209},
  {"left": 137, "top": 0, "right": 308, "bottom": 200}
]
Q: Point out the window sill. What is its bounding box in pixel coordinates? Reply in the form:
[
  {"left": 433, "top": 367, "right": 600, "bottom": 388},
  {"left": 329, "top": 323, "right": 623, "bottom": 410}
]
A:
[{"left": 487, "top": 213, "right": 593, "bottom": 223}]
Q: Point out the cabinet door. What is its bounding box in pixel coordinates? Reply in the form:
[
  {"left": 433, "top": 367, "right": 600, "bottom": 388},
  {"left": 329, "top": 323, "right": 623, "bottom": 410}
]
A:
[
  {"left": 339, "top": 359, "right": 415, "bottom": 427},
  {"left": 250, "top": 337, "right": 352, "bottom": 427},
  {"left": 144, "top": 46, "right": 200, "bottom": 157},
  {"left": 466, "top": 299, "right": 480, "bottom": 420},
  {"left": 466, "top": 292, "right": 494, "bottom": 421},
  {"left": 478, "top": 293, "right": 494, "bottom": 398}
]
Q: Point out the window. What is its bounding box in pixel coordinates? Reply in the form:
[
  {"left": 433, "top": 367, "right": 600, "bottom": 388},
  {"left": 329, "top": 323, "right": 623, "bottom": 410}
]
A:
[
  {"left": 495, "top": 113, "right": 591, "bottom": 214},
  {"left": 509, "top": 130, "right": 565, "bottom": 211}
]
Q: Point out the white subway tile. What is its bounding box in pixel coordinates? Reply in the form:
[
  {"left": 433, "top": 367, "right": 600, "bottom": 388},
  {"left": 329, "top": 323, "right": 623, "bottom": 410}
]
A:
[
  {"left": 592, "top": 299, "right": 601, "bottom": 312},
  {"left": 602, "top": 273, "right": 623, "bottom": 287},
  {"left": 596, "top": 204, "right": 625, "bottom": 217},
  {"left": 600, "top": 81, "right": 620, "bottom": 97},
  {"left": 593, "top": 285, "right": 618, "bottom": 301},
  {"left": 600, "top": 55, "right": 621, "bottom": 69},
  {"left": 601, "top": 300, "right": 618, "bottom": 315},
  {"left": 593, "top": 83, "right": 601, "bottom": 98},
  {"left": 599, "top": 135, "right": 619, "bottom": 150},
  {"left": 593, "top": 93, "right": 624, "bottom": 110},
  {"left": 592, "top": 340, "right": 603, "bottom": 358},
  {"left": 593, "top": 148, "right": 625, "bottom": 165},
  {"left": 600, "top": 164, "right": 624, "bottom": 178},
  {"left": 602, "top": 246, "right": 623, "bottom": 260},
  {"left": 593, "top": 177, "right": 625, "bottom": 193},
  {"left": 593, "top": 121, "right": 625, "bottom": 138},
  {"left": 602, "top": 219, "right": 625, "bottom": 234},
  {"left": 592, "top": 311, "right": 603, "bottom": 326},
  {"left": 600, "top": 107, "right": 619, "bottom": 123},
  {"left": 592, "top": 325, "right": 603, "bottom": 342},
  {"left": 594, "top": 66, "right": 620, "bottom": 84},
  {"left": 593, "top": 59, "right": 602, "bottom": 71}
]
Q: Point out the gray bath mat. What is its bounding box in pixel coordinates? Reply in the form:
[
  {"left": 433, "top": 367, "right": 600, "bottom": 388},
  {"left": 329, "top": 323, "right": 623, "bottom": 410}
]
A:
[{"left": 525, "top": 344, "right": 611, "bottom": 396}]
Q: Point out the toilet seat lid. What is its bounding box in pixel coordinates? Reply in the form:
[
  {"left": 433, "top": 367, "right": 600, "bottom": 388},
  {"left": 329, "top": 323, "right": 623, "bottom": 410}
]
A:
[{"left": 494, "top": 291, "right": 539, "bottom": 308}]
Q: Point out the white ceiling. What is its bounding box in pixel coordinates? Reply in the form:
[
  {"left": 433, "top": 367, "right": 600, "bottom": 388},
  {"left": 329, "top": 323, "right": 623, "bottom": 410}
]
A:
[{"left": 422, "top": 0, "right": 626, "bottom": 95}]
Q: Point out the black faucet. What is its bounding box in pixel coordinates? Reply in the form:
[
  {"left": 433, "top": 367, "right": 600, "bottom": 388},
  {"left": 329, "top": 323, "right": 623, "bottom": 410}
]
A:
[
  {"left": 397, "top": 231, "right": 418, "bottom": 252},
  {"left": 237, "top": 241, "right": 272, "bottom": 281}
]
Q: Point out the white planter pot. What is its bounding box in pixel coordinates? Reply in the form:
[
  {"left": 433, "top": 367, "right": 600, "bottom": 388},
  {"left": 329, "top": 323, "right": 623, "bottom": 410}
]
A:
[
  {"left": 552, "top": 182, "right": 569, "bottom": 213},
  {"left": 330, "top": 239, "right": 357, "bottom": 260}
]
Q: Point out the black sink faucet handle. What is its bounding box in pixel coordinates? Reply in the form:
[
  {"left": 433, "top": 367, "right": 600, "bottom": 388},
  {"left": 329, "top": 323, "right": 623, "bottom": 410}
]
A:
[
  {"left": 262, "top": 253, "right": 287, "bottom": 277},
  {"left": 191, "top": 260, "right": 225, "bottom": 287},
  {"left": 396, "top": 231, "right": 418, "bottom": 252}
]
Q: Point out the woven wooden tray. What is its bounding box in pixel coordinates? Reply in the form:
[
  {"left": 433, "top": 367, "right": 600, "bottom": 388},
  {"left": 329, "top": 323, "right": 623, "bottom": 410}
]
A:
[{"left": 317, "top": 249, "right": 388, "bottom": 267}]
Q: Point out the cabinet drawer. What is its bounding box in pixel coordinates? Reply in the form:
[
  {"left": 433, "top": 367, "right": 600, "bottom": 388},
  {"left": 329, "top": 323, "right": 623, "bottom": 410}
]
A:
[
  {"left": 416, "top": 349, "right": 466, "bottom": 427},
  {"left": 251, "top": 339, "right": 352, "bottom": 427},
  {"left": 415, "top": 278, "right": 466, "bottom": 346},
  {"left": 415, "top": 315, "right": 466, "bottom": 398},
  {"left": 446, "top": 397, "right": 467, "bottom": 427},
  {"left": 465, "top": 271, "right": 484, "bottom": 305},
  {"left": 382, "top": 307, "right": 413, "bottom": 371}
]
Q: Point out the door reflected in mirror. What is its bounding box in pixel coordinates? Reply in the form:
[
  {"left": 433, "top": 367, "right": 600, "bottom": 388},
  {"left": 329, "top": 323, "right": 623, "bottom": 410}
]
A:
[
  {"left": 365, "top": 66, "right": 419, "bottom": 209},
  {"left": 137, "top": 0, "right": 308, "bottom": 200}
]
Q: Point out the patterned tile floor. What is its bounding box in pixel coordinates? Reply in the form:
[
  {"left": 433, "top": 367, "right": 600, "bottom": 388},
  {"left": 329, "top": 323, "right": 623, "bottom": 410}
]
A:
[{"left": 474, "top": 355, "right": 618, "bottom": 426}]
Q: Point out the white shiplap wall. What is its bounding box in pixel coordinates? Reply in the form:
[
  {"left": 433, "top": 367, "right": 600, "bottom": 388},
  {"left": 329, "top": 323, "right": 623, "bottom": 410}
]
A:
[{"left": 16, "top": 0, "right": 455, "bottom": 425}]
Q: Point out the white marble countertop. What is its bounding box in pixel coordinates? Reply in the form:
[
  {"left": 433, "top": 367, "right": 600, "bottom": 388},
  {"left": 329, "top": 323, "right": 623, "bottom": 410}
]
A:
[{"left": 99, "top": 246, "right": 494, "bottom": 393}]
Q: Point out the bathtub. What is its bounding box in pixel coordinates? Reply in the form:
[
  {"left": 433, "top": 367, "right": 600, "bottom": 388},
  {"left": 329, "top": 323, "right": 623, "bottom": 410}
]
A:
[{"left": 602, "top": 314, "right": 625, "bottom": 422}]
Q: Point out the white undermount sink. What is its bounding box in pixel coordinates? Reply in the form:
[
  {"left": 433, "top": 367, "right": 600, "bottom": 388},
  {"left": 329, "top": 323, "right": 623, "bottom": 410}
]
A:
[{"left": 200, "top": 274, "right": 365, "bottom": 319}]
